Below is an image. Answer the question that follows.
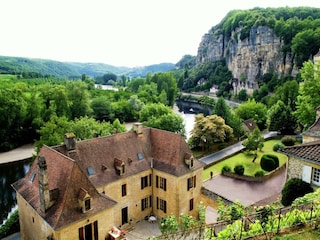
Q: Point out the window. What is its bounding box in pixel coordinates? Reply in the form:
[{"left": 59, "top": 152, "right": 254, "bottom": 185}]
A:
[
  {"left": 187, "top": 176, "right": 196, "bottom": 191},
  {"left": 189, "top": 198, "right": 194, "bottom": 211},
  {"left": 137, "top": 152, "right": 144, "bottom": 160},
  {"left": 122, "top": 184, "right": 127, "bottom": 197},
  {"left": 156, "top": 197, "right": 167, "bottom": 213},
  {"left": 141, "top": 176, "right": 148, "bottom": 189},
  {"left": 313, "top": 168, "right": 320, "bottom": 186},
  {"left": 30, "top": 172, "right": 36, "bottom": 183},
  {"left": 156, "top": 176, "right": 167, "bottom": 191},
  {"left": 141, "top": 197, "right": 148, "bottom": 211},
  {"left": 84, "top": 198, "right": 91, "bottom": 211},
  {"left": 87, "top": 166, "right": 95, "bottom": 176}
]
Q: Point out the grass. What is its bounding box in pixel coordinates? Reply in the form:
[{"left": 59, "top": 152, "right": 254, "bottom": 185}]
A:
[{"left": 203, "top": 140, "right": 287, "bottom": 180}]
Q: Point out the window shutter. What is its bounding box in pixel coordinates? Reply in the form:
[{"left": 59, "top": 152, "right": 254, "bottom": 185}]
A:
[
  {"left": 141, "top": 177, "right": 144, "bottom": 189},
  {"left": 164, "top": 201, "right": 167, "bottom": 213},
  {"left": 156, "top": 176, "right": 159, "bottom": 188},
  {"left": 164, "top": 179, "right": 167, "bottom": 191},
  {"left": 302, "top": 165, "right": 312, "bottom": 183},
  {"left": 194, "top": 175, "right": 196, "bottom": 188},
  {"left": 156, "top": 197, "right": 159, "bottom": 209}
]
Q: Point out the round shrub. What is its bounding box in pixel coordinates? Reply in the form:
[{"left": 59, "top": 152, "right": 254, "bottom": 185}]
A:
[
  {"left": 234, "top": 164, "right": 245, "bottom": 175},
  {"left": 260, "top": 154, "right": 279, "bottom": 172},
  {"left": 281, "top": 136, "right": 295, "bottom": 146},
  {"left": 254, "top": 171, "right": 265, "bottom": 177},
  {"left": 281, "top": 178, "right": 314, "bottom": 206},
  {"left": 273, "top": 143, "right": 284, "bottom": 152},
  {"left": 221, "top": 165, "right": 231, "bottom": 174}
]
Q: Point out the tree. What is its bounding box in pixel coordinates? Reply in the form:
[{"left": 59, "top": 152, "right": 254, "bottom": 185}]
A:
[
  {"left": 268, "top": 100, "right": 297, "bottom": 134},
  {"left": 91, "top": 96, "right": 113, "bottom": 121},
  {"left": 242, "top": 127, "right": 264, "bottom": 159},
  {"left": 294, "top": 61, "right": 320, "bottom": 129},
  {"left": 235, "top": 99, "right": 267, "bottom": 130},
  {"left": 269, "top": 80, "right": 299, "bottom": 111},
  {"left": 189, "top": 114, "right": 233, "bottom": 150},
  {"left": 66, "top": 81, "right": 92, "bottom": 119},
  {"left": 139, "top": 103, "right": 185, "bottom": 135},
  {"left": 214, "top": 97, "right": 232, "bottom": 125}
]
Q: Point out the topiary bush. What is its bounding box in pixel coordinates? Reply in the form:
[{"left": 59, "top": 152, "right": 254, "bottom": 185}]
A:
[
  {"left": 221, "top": 165, "right": 231, "bottom": 174},
  {"left": 254, "top": 170, "right": 265, "bottom": 177},
  {"left": 234, "top": 164, "right": 245, "bottom": 175},
  {"left": 260, "top": 154, "right": 279, "bottom": 172},
  {"left": 281, "top": 178, "right": 314, "bottom": 206},
  {"left": 273, "top": 143, "right": 284, "bottom": 151},
  {"left": 281, "top": 136, "right": 296, "bottom": 146}
]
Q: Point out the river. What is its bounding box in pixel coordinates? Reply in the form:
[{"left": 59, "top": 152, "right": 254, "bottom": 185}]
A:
[{"left": 0, "top": 160, "right": 30, "bottom": 226}]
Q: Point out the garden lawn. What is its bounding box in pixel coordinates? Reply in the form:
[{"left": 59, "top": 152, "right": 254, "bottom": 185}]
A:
[{"left": 203, "top": 140, "right": 287, "bottom": 180}]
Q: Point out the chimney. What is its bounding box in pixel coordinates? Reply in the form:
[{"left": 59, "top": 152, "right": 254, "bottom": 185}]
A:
[
  {"left": 133, "top": 123, "right": 143, "bottom": 135},
  {"left": 38, "top": 156, "right": 57, "bottom": 212},
  {"left": 64, "top": 133, "right": 76, "bottom": 150}
]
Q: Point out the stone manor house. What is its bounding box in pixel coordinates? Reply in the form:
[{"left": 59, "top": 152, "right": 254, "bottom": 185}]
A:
[{"left": 12, "top": 124, "right": 204, "bottom": 240}]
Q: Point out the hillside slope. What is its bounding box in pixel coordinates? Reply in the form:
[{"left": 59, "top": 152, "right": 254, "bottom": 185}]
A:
[{"left": 0, "top": 55, "right": 175, "bottom": 78}]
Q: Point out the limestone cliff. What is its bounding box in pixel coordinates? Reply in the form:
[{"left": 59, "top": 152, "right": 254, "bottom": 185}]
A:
[{"left": 197, "top": 25, "right": 299, "bottom": 88}]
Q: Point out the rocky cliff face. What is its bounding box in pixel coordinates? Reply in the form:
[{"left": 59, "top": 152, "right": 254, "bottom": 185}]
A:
[{"left": 197, "top": 26, "right": 299, "bottom": 88}]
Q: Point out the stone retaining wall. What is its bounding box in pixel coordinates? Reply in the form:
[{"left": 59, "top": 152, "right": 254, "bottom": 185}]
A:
[{"left": 222, "top": 163, "right": 286, "bottom": 182}]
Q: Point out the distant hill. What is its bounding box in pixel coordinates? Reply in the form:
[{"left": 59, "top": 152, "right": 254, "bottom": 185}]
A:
[{"left": 0, "top": 55, "right": 175, "bottom": 78}]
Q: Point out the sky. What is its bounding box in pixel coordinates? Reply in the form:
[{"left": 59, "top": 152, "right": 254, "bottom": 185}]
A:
[{"left": 1, "top": 0, "right": 320, "bottom": 67}]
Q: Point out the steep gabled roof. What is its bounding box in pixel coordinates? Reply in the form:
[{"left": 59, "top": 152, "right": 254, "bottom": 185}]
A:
[
  {"left": 303, "top": 117, "right": 320, "bottom": 138},
  {"left": 279, "top": 140, "right": 320, "bottom": 165},
  {"left": 12, "top": 146, "right": 116, "bottom": 230},
  {"left": 52, "top": 127, "right": 203, "bottom": 187}
]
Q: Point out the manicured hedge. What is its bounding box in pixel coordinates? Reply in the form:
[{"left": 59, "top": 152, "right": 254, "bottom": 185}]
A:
[{"left": 260, "top": 154, "right": 279, "bottom": 172}]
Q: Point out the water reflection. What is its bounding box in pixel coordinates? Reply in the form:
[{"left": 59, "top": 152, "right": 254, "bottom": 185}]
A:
[
  {"left": 175, "top": 100, "right": 213, "bottom": 140},
  {"left": 0, "top": 160, "right": 30, "bottom": 225}
]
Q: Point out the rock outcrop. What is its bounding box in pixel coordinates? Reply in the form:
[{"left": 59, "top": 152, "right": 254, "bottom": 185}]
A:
[{"left": 196, "top": 26, "right": 299, "bottom": 89}]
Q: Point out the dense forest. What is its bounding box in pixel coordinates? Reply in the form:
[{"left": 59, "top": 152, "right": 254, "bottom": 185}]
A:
[{"left": 0, "top": 56, "right": 175, "bottom": 78}]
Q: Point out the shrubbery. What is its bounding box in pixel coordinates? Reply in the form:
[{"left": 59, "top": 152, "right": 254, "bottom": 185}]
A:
[
  {"left": 254, "top": 170, "right": 265, "bottom": 177},
  {"left": 281, "top": 178, "right": 314, "bottom": 206},
  {"left": 273, "top": 143, "right": 284, "bottom": 151},
  {"left": 0, "top": 210, "right": 19, "bottom": 239},
  {"left": 222, "top": 165, "right": 231, "bottom": 174},
  {"left": 260, "top": 154, "right": 279, "bottom": 172},
  {"left": 281, "top": 136, "right": 296, "bottom": 146},
  {"left": 234, "top": 165, "right": 245, "bottom": 175}
]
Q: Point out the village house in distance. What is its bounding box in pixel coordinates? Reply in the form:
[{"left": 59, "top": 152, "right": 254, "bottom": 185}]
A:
[{"left": 12, "top": 123, "right": 204, "bottom": 240}]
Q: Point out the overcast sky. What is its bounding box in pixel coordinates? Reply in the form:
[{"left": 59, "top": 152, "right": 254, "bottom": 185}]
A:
[{"left": 1, "top": 0, "right": 320, "bottom": 67}]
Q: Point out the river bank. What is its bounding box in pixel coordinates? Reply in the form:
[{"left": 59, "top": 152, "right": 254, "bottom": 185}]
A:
[{"left": 0, "top": 144, "right": 35, "bottom": 165}]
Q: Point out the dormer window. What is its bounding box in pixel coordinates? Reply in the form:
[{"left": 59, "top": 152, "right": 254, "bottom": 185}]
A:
[
  {"left": 184, "top": 153, "right": 194, "bottom": 169},
  {"left": 78, "top": 188, "right": 92, "bottom": 213},
  {"left": 84, "top": 198, "right": 91, "bottom": 211},
  {"left": 114, "top": 158, "right": 126, "bottom": 176}
]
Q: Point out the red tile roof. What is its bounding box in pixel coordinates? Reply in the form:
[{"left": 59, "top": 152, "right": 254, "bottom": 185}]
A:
[
  {"left": 12, "top": 146, "right": 116, "bottom": 230},
  {"left": 279, "top": 140, "right": 320, "bottom": 165},
  {"left": 13, "top": 127, "right": 202, "bottom": 229}
]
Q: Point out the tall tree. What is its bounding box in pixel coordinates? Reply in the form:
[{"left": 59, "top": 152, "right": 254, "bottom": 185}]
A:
[
  {"left": 66, "top": 81, "right": 92, "bottom": 119},
  {"left": 268, "top": 100, "right": 297, "bottom": 134},
  {"left": 294, "top": 61, "right": 320, "bottom": 129},
  {"left": 190, "top": 114, "right": 233, "bottom": 150},
  {"left": 235, "top": 99, "right": 267, "bottom": 130}
]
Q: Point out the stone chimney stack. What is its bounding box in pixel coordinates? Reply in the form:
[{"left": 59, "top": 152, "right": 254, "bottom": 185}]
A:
[
  {"left": 38, "top": 156, "right": 50, "bottom": 212},
  {"left": 133, "top": 123, "right": 143, "bottom": 135},
  {"left": 38, "top": 156, "right": 57, "bottom": 212},
  {"left": 64, "top": 133, "right": 76, "bottom": 151}
]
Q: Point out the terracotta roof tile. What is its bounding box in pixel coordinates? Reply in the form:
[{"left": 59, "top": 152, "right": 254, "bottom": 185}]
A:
[
  {"left": 12, "top": 146, "right": 116, "bottom": 230},
  {"left": 303, "top": 117, "right": 320, "bottom": 137},
  {"left": 279, "top": 140, "right": 320, "bottom": 164}
]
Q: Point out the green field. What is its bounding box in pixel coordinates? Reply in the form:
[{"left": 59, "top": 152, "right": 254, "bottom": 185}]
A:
[{"left": 203, "top": 140, "right": 287, "bottom": 180}]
